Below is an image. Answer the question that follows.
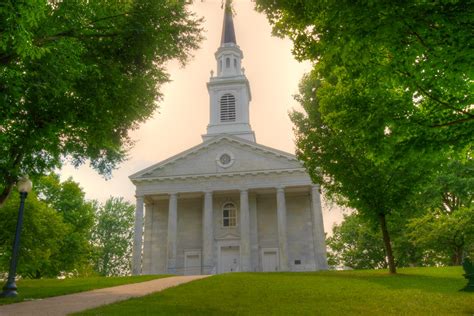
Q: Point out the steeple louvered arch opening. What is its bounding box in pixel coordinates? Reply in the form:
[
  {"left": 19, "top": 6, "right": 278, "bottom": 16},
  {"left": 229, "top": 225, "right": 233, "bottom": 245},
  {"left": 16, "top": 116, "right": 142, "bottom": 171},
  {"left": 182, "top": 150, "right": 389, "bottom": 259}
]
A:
[{"left": 220, "top": 93, "right": 236, "bottom": 122}]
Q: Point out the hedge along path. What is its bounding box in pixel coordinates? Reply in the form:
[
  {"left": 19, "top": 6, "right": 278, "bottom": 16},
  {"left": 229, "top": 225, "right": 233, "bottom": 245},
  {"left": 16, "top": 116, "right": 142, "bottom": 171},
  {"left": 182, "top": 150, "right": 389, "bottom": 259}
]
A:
[{"left": 0, "top": 275, "right": 210, "bottom": 316}]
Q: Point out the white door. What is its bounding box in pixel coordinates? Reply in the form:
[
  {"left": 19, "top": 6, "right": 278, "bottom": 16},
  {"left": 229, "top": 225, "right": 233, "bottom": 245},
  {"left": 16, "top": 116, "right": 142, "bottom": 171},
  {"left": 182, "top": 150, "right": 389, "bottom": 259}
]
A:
[
  {"left": 220, "top": 246, "right": 240, "bottom": 273},
  {"left": 262, "top": 251, "right": 278, "bottom": 272},
  {"left": 184, "top": 252, "right": 201, "bottom": 275}
]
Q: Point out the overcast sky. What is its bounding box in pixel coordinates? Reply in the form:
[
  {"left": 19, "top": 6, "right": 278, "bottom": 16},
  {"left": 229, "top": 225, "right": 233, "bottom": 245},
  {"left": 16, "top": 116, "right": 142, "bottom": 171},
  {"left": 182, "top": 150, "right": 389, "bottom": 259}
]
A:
[{"left": 59, "top": 0, "right": 346, "bottom": 232}]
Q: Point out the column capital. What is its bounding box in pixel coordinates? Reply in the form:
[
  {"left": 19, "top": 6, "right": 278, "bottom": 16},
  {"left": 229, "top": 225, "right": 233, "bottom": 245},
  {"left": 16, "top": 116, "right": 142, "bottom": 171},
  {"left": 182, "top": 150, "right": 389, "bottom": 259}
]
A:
[
  {"left": 240, "top": 188, "right": 249, "bottom": 194},
  {"left": 168, "top": 192, "right": 178, "bottom": 198},
  {"left": 311, "top": 184, "right": 321, "bottom": 192},
  {"left": 135, "top": 195, "right": 145, "bottom": 201},
  {"left": 204, "top": 190, "right": 213, "bottom": 196},
  {"left": 276, "top": 186, "right": 285, "bottom": 193}
]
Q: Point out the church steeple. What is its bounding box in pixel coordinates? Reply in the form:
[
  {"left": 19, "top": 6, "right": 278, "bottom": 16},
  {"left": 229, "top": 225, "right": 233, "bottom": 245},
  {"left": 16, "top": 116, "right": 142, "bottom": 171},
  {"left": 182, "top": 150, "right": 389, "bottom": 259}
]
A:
[
  {"left": 221, "top": 0, "right": 236, "bottom": 45},
  {"left": 202, "top": 0, "right": 256, "bottom": 142}
]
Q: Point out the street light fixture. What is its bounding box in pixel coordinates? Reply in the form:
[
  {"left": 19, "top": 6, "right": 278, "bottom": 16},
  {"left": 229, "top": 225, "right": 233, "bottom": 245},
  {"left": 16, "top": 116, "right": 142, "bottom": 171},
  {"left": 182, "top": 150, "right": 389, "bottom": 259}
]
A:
[{"left": 0, "top": 176, "right": 33, "bottom": 298}]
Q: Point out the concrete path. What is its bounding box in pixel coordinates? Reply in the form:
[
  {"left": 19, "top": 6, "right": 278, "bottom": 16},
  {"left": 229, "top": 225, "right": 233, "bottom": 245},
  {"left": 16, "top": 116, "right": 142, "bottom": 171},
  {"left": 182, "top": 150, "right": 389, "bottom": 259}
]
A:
[{"left": 0, "top": 275, "right": 210, "bottom": 316}]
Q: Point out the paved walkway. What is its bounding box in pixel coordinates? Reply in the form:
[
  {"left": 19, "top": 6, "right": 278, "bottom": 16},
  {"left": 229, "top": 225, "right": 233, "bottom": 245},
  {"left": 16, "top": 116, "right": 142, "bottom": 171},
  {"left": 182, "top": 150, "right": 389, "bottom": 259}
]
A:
[{"left": 0, "top": 275, "right": 210, "bottom": 316}]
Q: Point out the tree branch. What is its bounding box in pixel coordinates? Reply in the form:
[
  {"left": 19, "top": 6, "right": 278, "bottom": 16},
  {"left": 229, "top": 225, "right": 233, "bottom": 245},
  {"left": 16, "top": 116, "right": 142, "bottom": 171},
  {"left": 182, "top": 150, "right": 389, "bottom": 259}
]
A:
[
  {"left": 398, "top": 70, "right": 473, "bottom": 118},
  {"left": 430, "top": 116, "right": 474, "bottom": 127}
]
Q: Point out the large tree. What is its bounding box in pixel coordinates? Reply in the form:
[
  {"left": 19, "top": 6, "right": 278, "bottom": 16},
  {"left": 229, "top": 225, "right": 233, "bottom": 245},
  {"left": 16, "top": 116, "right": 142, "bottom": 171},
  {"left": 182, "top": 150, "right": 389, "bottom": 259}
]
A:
[
  {"left": 0, "top": 0, "right": 203, "bottom": 206},
  {"left": 35, "top": 174, "right": 96, "bottom": 274},
  {"left": 256, "top": 0, "right": 472, "bottom": 273},
  {"left": 290, "top": 71, "right": 436, "bottom": 273},
  {"left": 255, "top": 0, "right": 473, "bottom": 139},
  {"left": 91, "top": 197, "right": 135, "bottom": 276}
]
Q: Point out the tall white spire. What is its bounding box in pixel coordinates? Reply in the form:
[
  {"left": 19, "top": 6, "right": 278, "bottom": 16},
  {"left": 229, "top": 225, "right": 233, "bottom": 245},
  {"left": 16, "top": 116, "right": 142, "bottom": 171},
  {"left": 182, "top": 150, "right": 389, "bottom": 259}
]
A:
[{"left": 202, "top": 0, "right": 255, "bottom": 142}]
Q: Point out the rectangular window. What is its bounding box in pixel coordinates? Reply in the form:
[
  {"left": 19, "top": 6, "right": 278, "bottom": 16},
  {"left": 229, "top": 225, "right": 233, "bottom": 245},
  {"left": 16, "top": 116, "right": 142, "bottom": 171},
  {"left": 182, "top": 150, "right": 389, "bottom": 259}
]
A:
[{"left": 223, "top": 202, "right": 237, "bottom": 227}]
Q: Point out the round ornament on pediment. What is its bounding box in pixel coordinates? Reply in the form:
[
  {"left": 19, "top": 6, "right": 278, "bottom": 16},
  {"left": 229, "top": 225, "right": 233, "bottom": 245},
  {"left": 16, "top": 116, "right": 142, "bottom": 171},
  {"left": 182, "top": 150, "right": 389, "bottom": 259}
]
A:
[{"left": 216, "top": 151, "right": 234, "bottom": 168}]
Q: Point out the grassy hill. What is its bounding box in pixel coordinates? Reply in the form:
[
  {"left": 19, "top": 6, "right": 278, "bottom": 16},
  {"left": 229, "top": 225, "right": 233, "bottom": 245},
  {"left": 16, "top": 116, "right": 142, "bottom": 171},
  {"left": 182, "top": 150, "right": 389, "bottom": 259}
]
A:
[{"left": 77, "top": 267, "right": 473, "bottom": 315}]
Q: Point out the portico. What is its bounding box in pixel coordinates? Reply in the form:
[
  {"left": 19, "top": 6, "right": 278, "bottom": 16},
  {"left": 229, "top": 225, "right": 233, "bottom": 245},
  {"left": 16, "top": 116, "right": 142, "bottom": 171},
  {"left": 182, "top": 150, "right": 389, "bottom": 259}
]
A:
[{"left": 132, "top": 180, "right": 327, "bottom": 275}]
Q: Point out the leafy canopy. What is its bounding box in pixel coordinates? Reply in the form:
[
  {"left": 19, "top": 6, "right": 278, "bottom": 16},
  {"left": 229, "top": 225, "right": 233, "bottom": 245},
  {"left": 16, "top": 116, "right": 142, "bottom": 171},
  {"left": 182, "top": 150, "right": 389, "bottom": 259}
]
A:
[
  {"left": 0, "top": 0, "right": 203, "bottom": 205},
  {"left": 256, "top": 0, "right": 473, "bottom": 141}
]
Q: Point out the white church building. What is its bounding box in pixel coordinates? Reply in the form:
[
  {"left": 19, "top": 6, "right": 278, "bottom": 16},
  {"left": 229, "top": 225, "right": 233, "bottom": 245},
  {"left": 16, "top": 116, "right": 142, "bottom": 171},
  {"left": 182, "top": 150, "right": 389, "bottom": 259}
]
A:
[{"left": 130, "top": 3, "right": 328, "bottom": 275}]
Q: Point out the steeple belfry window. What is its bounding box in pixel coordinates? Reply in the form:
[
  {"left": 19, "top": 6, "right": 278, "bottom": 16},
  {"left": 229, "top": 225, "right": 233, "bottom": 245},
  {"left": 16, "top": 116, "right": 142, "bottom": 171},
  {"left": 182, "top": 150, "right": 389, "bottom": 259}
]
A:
[{"left": 220, "top": 93, "right": 236, "bottom": 122}]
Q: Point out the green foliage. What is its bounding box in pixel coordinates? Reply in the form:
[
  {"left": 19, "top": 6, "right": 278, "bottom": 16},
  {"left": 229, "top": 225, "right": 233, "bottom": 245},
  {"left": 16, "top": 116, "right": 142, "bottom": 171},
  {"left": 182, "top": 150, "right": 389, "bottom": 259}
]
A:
[
  {"left": 0, "top": 275, "right": 168, "bottom": 305},
  {"left": 92, "top": 197, "right": 135, "bottom": 276},
  {"left": 0, "top": 0, "right": 203, "bottom": 205},
  {"left": 408, "top": 207, "right": 474, "bottom": 265},
  {"left": 0, "top": 174, "right": 95, "bottom": 278},
  {"left": 328, "top": 212, "right": 443, "bottom": 269},
  {"left": 76, "top": 267, "right": 472, "bottom": 316},
  {"left": 35, "top": 174, "right": 96, "bottom": 274},
  {"left": 256, "top": 0, "right": 473, "bottom": 142},
  {"left": 0, "top": 190, "right": 68, "bottom": 278},
  {"left": 327, "top": 214, "right": 387, "bottom": 270},
  {"left": 408, "top": 149, "right": 474, "bottom": 265}
]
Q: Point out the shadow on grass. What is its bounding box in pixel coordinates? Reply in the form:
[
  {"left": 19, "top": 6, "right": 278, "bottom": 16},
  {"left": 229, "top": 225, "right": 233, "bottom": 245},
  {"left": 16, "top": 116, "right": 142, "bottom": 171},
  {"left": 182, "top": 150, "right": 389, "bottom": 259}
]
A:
[{"left": 239, "top": 267, "right": 466, "bottom": 294}]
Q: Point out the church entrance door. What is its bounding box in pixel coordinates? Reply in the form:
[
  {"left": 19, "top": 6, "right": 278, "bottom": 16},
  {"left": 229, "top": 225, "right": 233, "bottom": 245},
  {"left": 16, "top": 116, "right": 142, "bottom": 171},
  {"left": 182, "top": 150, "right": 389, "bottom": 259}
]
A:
[
  {"left": 262, "top": 249, "right": 279, "bottom": 272},
  {"left": 184, "top": 251, "right": 201, "bottom": 275},
  {"left": 219, "top": 246, "right": 240, "bottom": 273}
]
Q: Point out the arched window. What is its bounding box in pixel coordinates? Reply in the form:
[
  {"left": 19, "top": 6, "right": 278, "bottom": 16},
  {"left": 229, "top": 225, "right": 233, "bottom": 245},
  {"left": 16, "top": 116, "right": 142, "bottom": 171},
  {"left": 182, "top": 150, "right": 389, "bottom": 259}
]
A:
[
  {"left": 222, "top": 202, "right": 237, "bottom": 227},
  {"left": 233, "top": 58, "right": 237, "bottom": 68},
  {"left": 220, "top": 93, "right": 236, "bottom": 122},
  {"left": 226, "top": 57, "right": 230, "bottom": 68}
]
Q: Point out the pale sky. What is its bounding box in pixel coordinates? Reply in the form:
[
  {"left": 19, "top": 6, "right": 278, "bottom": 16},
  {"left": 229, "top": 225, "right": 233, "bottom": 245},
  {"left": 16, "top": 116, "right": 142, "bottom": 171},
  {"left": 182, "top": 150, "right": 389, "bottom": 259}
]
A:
[{"left": 60, "top": 0, "right": 345, "bottom": 232}]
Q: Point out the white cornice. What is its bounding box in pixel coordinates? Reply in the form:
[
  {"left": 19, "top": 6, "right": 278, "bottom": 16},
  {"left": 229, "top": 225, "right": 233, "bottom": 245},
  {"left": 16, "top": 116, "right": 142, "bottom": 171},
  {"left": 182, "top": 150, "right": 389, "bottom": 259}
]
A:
[
  {"left": 207, "top": 77, "right": 252, "bottom": 101},
  {"left": 131, "top": 167, "right": 307, "bottom": 184}
]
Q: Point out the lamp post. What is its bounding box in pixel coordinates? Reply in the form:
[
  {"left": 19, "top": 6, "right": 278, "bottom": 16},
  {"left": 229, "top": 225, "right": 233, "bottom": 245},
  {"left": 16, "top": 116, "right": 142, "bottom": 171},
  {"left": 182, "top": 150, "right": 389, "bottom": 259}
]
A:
[{"left": 0, "top": 176, "right": 32, "bottom": 298}]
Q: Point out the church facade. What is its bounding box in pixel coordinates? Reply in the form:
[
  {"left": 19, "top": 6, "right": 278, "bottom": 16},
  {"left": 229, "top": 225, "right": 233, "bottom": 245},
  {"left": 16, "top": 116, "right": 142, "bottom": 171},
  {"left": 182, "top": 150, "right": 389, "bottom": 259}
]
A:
[{"left": 129, "top": 4, "right": 328, "bottom": 275}]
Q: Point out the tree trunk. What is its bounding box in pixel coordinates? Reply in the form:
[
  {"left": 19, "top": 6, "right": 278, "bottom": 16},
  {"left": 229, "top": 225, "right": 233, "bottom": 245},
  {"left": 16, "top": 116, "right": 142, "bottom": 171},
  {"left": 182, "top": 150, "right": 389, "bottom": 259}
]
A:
[
  {"left": 452, "top": 247, "right": 463, "bottom": 266},
  {"left": 0, "top": 183, "right": 14, "bottom": 208},
  {"left": 378, "top": 213, "right": 397, "bottom": 274}
]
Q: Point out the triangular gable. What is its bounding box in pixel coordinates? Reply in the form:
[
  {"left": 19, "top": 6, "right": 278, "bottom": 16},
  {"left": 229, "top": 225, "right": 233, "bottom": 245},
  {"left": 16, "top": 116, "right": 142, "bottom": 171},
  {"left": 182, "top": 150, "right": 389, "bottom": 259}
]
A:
[{"left": 130, "top": 135, "right": 303, "bottom": 181}]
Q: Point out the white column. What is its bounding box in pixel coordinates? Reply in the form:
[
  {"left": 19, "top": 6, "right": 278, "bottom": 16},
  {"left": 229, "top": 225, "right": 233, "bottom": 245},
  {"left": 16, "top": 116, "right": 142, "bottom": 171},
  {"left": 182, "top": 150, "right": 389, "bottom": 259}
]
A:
[
  {"left": 132, "top": 195, "right": 145, "bottom": 275},
  {"left": 276, "top": 187, "right": 289, "bottom": 271},
  {"left": 240, "top": 189, "right": 251, "bottom": 272},
  {"left": 142, "top": 203, "right": 153, "bottom": 274},
  {"left": 311, "top": 185, "right": 329, "bottom": 270},
  {"left": 249, "top": 193, "right": 259, "bottom": 272},
  {"left": 166, "top": 193, "right": 178, "bottom": 274},
  {"left": 202, "top": 191, "right": 214, "bottom": 274}
]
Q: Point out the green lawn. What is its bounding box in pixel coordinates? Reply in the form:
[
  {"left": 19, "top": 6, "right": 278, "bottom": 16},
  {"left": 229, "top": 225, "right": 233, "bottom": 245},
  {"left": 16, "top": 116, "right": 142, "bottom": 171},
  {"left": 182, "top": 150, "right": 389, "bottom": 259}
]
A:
[
  {"left": 0, "top": 275, "right": 169, "bottom": 305},
  {"left": 77, "top": 267, "right": 473, "bottom": 315}
]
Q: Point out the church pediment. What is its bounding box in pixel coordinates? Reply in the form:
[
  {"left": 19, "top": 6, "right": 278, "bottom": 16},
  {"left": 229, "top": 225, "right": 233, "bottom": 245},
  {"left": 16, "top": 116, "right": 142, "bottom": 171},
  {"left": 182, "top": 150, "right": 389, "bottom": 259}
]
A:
[{"left": 130, "top": 135, "right": 304, "bottom": 181}]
